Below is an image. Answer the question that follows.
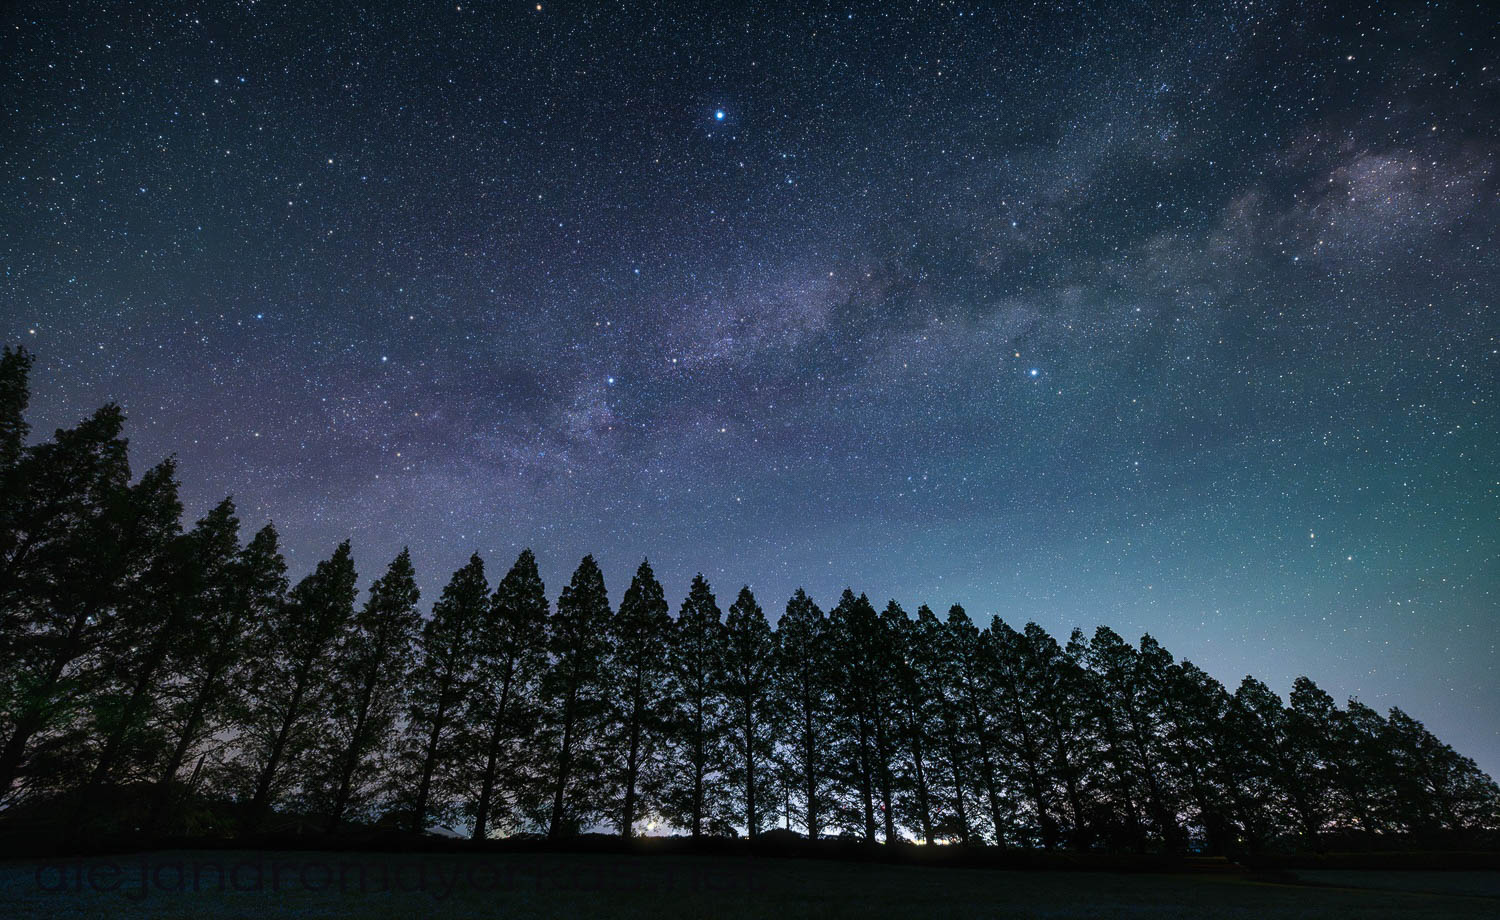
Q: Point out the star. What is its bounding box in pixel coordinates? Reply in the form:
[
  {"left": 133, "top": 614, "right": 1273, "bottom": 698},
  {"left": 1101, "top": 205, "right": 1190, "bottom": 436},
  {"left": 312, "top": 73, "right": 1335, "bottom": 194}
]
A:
[{"left": 4, "top": 0, "right": 1493, "bottom": 785}]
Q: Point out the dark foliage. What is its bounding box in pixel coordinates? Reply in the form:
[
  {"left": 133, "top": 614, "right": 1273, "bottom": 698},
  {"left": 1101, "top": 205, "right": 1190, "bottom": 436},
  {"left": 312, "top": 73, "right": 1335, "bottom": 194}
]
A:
[{"left": 1, "top": 351, "right": 1497, "bottom": 854}]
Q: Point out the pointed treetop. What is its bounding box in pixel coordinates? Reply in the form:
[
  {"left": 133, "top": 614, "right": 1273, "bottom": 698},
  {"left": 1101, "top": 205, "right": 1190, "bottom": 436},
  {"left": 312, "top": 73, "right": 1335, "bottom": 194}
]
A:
[
  {"left": 564, "top": 554, "right": 606, "bottom": 593},
  {"left": 369, "top": 548, "right": 420, "bottom": 606}
]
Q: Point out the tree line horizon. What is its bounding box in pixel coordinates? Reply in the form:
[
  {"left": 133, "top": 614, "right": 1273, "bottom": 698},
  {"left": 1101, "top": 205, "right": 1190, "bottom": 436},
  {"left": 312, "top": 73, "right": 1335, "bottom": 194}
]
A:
[{"left": 2, "top": 346, "right": 1497, "bottom": 853}]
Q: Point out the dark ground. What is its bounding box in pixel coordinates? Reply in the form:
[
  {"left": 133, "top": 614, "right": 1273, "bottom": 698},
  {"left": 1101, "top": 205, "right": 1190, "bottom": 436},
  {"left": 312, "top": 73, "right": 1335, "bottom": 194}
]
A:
[{"left": 5, "top": 848, "right": 1499, "bottom": 919}]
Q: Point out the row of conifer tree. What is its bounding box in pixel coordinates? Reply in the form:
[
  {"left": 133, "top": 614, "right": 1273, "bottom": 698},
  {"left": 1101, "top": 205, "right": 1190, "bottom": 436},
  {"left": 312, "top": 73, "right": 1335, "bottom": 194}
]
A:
[{"left": 1, "top": 346, "right": 1496, "bottom": 852}]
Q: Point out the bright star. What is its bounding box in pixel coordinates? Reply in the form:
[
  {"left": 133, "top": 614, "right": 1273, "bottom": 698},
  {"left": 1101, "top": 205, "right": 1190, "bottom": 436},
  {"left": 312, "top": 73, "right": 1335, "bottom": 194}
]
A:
[
  {"left": 714, "top": 109, "right": 725, "bottom": 120},
  {"left": 1029, "top": 368, "right": 1040, "bottom": 377},
  {"left": 606, "top": 376, "right": 616, "bottom": 385}
]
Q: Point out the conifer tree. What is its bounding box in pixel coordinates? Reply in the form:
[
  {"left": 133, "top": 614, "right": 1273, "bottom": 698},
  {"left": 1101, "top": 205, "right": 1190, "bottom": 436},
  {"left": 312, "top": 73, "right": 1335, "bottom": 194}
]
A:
[
  {"left": 0, "top": 346, "right": 32, "bottom": 606},
  {"left": 0, "top": 346, "right": 30, "bottom": 474},
  {"left": 1285, "top": 676, "right": 1348, "bottom": 835},
  {"left": 74, "top": 459, "right": 185, "bottom": 783},
  {"left": 5, "top": 348, "right": 1500, "bottom": 850},
  {"left": 988, "top": 619, "right": 1058, "bottom": 848},
  {"left": 603, "top": 558, "right": 671, "bottom": 836},
  {"left": 868, "top": 604, "right": 900, "bottom": 844},
  {"left": 1023, "top": 623, "right": 1096, "bottom": 849},
  {"left": 235, "top": 541, "right": 358, "bottom": 829},
  {"left": 721, "top": 585, "right": 776, "bottom": 837},
  {"left": 772, "top": 588, "right": 832, "bottom": 838},
  {"left": 310, "top": 549, "right": 421, "bottom": 831},
  {"left": 885, "top": 601, "right": 938, "bottom": 844},
  {"left": 1128, "top": 634, "right": 1190, "bottom": 851},
  {"left": 1227, "top": 676, "right": 1319, "bottom": 846},
  {"left": 660, "top": 574, "right": 729, "bottom": 837},
  {"left": 0, "top": 405, "right": 147, "bottom": 800},
  {"left": 1080, "top": 627, "right": 1171, "bottom": 849},
  {"left": 826, "top": 590, "right": 889, "bottom": 841},
  {"left": 1159, "top": 658, "right": 1235, "bottom": 853},
  {"left": 468, "top": 548, "right": 549, "bottom": 839},
  {"left": 1338, "top": 698, "right": 1395, "bottom": 834},
  {"left": 150, "top": 522, "right": 287, "bottom": 828},
  {"left": 84, "top": 480, "right": 235, "bottom": 821},
  {"left": 541, "top": 555, "right": 613, "bottom": 837},
  {"left": 1382, "top": 707, "right": 1500, "bottom": 834},
  {"left": 0, "top": 346, "right": 32, "bottom": 675},
  {"left": 945, "top": 605, "right": 1009, "bottom": 844},
  {"left": 402, "top": 553, "right": 486, "bottom": 832},
  {"left": 913, "top": 604, "right": 973, "bottom": 844}
]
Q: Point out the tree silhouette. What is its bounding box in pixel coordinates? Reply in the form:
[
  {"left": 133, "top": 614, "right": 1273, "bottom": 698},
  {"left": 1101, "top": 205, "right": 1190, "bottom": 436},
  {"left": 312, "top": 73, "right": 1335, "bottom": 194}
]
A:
[
  {"left": 1339, "top": 699, "right": 1395, "bottom": 834},
  {"left": 1161, "top": 658, "right": 1236, "bottom": 855},
  {"left": 0, "top": 347, "right": 34, "bottom": 646},
  {"left": 722, "top": 585, "right": 776, "bottom": 838},
  {"left": 308, "top": 549, "right": 421, "bottom": 832},
  {"left": 2, "top": 350, "right": 1497, "bottom": 851},
  {"left": 913, "top": 604, "right": 974, "bottom": 844},
  {"left": 989, "top": 619, "right": 1059, "bottom": 849},
  {"left": 1384, "top": 707, "right": 1500, "bottom": 834},
  {"left": 825, "top": 591, "right": 897, "bottom": 842},
  {"left": 0, "top": 346, "right": 30, "bottom": 472},
  {"left": 235, "top": 541, "right": 357, "bottom": 830},
  {"left": 772, "top": 588, "right": 832, "bottom": 839},
  {"left": 467, "top": 548, "right": 549, "bottom": 839},
  {"left": 76, "top": 462, "right": 187, "bottom": 795},
  {"left": 660, "top": 574, "right": 729, "bottom": 838},
  {"left": 885, "top": 601, "right": 938, "bottom": 845},
  {"left": 541, "top": 555, "right": 612, "bottom": 837},
  {"left": 0, "top": 403, "right": 138, "bottom": 800},
  {"left": 604, "top": 558, "right": 671, "bottom": 837},
  {"left": 945, "top": 606, "right": 1010, "bottom": 844},
  {"left": 401, "top": 554, "right": 485, "bottom": 832},
  {"left": 1022, "top": 623, "right": 1096, "bottom": 849},
  {"left": 149, "top": 522, "right": 286, "bottom": 830},
  {"left": 1082, "top": 626, "right": 1168, "bottom": 850}
]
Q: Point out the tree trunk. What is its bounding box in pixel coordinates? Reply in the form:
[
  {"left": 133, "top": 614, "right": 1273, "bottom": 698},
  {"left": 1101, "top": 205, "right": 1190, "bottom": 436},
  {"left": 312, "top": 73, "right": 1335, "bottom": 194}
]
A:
[
  {"left": 802, "top": 703, "right": 819, "bottom": 839},
  {"left": 247, "top": 667, "right": 312, "bottom": 830},
  {"left": 858, "top": 716, "right": 876, "bottom": 842},
  {"left": 547, "top": 684, "right": 578, "bottom": 838},
  {"left": 910, "top": 734, "right": 934, "bottom": 845},
  {"left": 948, "top": 746, "right": 970, "bottom": 845},
  {"left": 86, "top": 625, "right": 174, "bottom": 793},
  {"left": 969, "top": 705, "right": 1006, "bottom": 845},
  {"left": 620, "top": 716, "right": 641, "bottom": 836},
  {"left": 150, "top": 659, "right": 223, "bottom": 827},
  {"left": 473, "top": 663, "right": 515, "bottom": 840},
  {"left": 875, "top": 710, "right": 896, "bottom": 843},
  {"left": 412, "top": 717, "right": 444, "bottom": 833},
  {"left": 618, "top": 673, "right": 643, "bottom": 837},
  {"left": 0, "top": 611, "right": 88, "bottom": 797},
  {"left": 691, "top": 697, "right": 705, "bottom": 838},
  {"left": 743, "top": 696, "right": 757, "bottom": 837}
]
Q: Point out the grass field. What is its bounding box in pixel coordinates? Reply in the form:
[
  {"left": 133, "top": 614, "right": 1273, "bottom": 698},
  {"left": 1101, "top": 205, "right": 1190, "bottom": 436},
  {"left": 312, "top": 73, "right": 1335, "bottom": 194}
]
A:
[{"left": 4, "top": 849, "right": 1498, "bottom": 919}]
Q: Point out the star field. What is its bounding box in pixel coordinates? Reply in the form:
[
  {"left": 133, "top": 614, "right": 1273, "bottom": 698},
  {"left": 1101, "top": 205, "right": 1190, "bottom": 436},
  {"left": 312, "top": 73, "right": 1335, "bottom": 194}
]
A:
[{"left": 2, "top": 2, "right": 1496, "bottom": 773}]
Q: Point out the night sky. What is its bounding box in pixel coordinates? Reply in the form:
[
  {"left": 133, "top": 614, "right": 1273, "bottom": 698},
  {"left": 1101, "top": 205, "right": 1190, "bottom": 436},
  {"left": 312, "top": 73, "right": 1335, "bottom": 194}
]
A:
[{"left": 2, "top": 2, "right": 1496, "bottom": 775}]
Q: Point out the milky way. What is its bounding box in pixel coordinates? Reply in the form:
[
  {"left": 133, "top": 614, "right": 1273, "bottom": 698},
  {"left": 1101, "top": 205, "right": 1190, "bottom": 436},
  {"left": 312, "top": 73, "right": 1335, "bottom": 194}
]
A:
[{"left": 2, "top": 2, "right": 1496, "bottom": 773}]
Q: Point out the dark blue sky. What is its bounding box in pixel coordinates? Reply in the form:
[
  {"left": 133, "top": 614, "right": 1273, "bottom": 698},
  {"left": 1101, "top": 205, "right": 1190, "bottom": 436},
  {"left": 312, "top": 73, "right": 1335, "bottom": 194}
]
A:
[{"left": 3, "top": 1, "right": 1496, "bottom": 775}]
